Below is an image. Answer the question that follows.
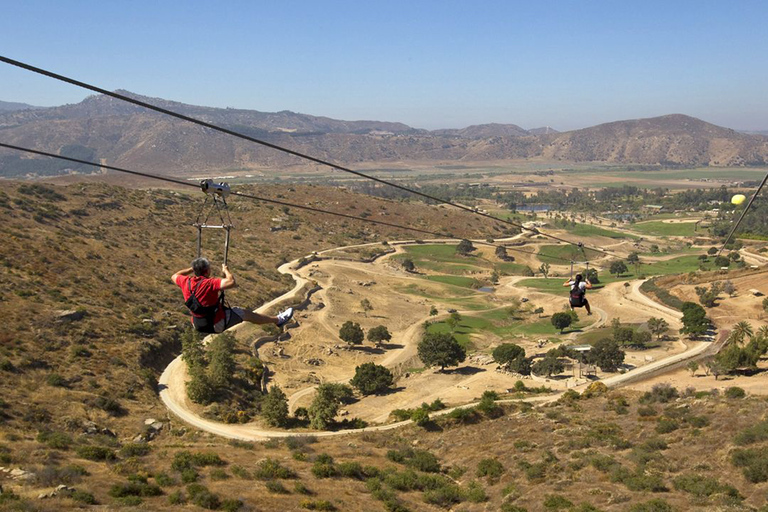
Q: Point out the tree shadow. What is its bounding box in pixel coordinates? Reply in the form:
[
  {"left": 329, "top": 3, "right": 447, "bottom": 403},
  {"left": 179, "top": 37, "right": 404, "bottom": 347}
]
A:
[
  {"left": 378, "top": 343, "right": 404, "bottom": 351},
  {"left": 446, "top": 366, "right": 484, "bottom": 376},
  {"left": 421, "top": 421, "right": 444, "bottom": 432},
  {"left": 353, "top": 346, "right": 384, "bottom": 355}
]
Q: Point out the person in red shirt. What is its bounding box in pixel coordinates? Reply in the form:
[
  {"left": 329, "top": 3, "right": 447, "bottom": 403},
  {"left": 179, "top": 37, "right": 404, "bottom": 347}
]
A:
[{"left": 172, "top": 257, "right": 293, "bottom": 334}]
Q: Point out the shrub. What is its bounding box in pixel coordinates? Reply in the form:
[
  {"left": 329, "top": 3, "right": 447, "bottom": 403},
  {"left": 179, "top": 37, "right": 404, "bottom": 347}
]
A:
[
  {"left": 627, "top": 499, "right": 673, "bottom": 512},
  {"left": 120, "top": 443, "right": 151, "bottom": 457},
  {"left": 543, "top": 494, "right": 573, "bottom": 510},
  {"left": 187, "top": 483, "right": 221, "bottom": 509},
  {"left": 266, "top": 480, "right": 289, "bottom": 493},
  {"left": 386, "top": 448, "right": 440, "bottom": 473},
  {"left": 311, "top": 454, "right": 338, "bottom": 478},
  {"left": 168, "top": 491, "right": 185, "bottom": 505},
  {"left": 464, "top": 480, "right": 488, "bottom": 502},
  {"left": 154, "top": 472, "right": 175, "bottom": 486},
  {"left": 446, "top": 407, "right": 479, "bottom": 424},
  {"left": 731, "top": 447, "right": 768, "bottom": 482},
  {"left": 639, "top": 384, "right": 679, "bottom": 404},
  {"left": 221, "top": 499, "right": 243, "bottom": 512},
  {"left": 294, "top": 482, "right": 313, "bottom": 495},
  {"left": 411, "top": 408, "right": 430, "bottom": 427},
  {"left": 209, "top": 468, "right": 229, "bottom": 480},
  {"left": 423, "top": 482, "right": 464, "bottom": 507},
  {"left": 37, "top": 430, "right": 72, "bottom": 450},
  {"left": 637, "top": 406, "right": 657, "bottom": 417},
  {"left": 46, "top": 373, "right": 67, "bottom": 387},
  {"left": 108, "top": 481, "right": 163, "bottom": 498},
  {"left": 301, "top": 499, "right": 337, "bottom": 511},
  {"left": 76, "top": 445, "right": 116, "bottom": 461},
  {"left": 476, "top": 458, "right": 504, "bottom": 479},
  {"left": 734, "top": 420, "right": 768, "bottom": 445},
  {"left": 285, "top": 436, "right": 317, "bottom": 450},
  {"left": 254, "top": 458, "right": 297, "bottom": 479},
  {"left": 672, "top": 473, "right": 741, "bottom": 498},
  {"left": 725, "top": 386, "right": 746, "bottom": 399},
  {"left": 656, "top": 418, "right": 679, "bottom": 434},
  {"left": 71, "top": 490, "right": 97, "bottom": 504}
]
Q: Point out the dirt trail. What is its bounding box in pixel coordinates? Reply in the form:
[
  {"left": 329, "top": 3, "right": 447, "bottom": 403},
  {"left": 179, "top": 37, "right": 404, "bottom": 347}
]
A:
[{"left": 159, "top": 239, "right": 717, "bottom": 441}]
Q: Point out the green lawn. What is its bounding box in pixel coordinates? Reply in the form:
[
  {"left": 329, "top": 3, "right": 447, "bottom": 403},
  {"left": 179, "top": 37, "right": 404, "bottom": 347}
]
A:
[
  {"left": 561, "top": 223, "right": 639, "bottom": 240},
  {"left": 395, "top": 244, "right": 530, "bottom": 277},
  {"left": 519, "top": 254, "right": 705, "bottom": 293},
  {"left": 538, "top": 244, "right": 603, "bottom": 263},
  {"left": 423, "top": 275, "right": 479, "bottom": 288},
  {"left": 426, "top": 309, "right": 594, "bottom": 347},
  {"left": 629, "top": 220, "right": 699, "bottom": 237}
]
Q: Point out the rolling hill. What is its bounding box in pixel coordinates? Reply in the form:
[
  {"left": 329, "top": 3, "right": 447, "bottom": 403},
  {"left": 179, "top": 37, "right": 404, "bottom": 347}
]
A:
[{"left": 1, "top": 92, "right": 767, "bottom": 177}]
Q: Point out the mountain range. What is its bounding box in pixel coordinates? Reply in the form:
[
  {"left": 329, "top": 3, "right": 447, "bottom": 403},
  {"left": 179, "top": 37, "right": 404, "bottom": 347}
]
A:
[{"left": 0, "top": 92, "right": 767, "bottom": 177}]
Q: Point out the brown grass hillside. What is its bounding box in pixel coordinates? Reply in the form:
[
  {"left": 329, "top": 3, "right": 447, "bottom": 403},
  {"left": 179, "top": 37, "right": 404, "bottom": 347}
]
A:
[{"left": 3, "top": 182, "right": 768, "bottom": 511}]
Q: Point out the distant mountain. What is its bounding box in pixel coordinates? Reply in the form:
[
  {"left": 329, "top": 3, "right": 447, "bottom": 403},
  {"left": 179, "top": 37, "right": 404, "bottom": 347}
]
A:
[
  {"left": 528, "top": 126, "right": 559, "bottom": 135},
  {"left": 540, "top": 114, "right": 768, "bottom": 166},
  {"left": 431, "top": 123, "right": 529, "bottom": 139},
  {"left": 0, "top": 100, "right": 42, "bottom": 112},
  {"left": 1, "top": 94, "right": 766, "bottom": 177}
]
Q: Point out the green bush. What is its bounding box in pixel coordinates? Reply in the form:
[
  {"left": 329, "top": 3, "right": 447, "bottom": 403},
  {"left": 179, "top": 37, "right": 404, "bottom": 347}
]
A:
[
  {"left": 120, "top": 443, "right": 151, "bottom": 457},
  {"left": 71, "top": 490, "right": 96, "bottom": 504},
  {"left": 168, "top": 491, "right": 185, "bottom": 505},
  {"left": 300, "top": 499, "right": 337, "bottom": 511},
  {"left": 639, "top": 383, "right": 679, "bottom": 404},
  {"left": 672, "top": 473, "right": 741, "bottom": 498},
  {"left": 731, "top": 447, "right": 768, "bottom": 482},
  {"left": 543, "top": 494, "right": 573, "bottom": 510},
  {"left": 221, "top": 498, "right": 243, "bottom": 511},
  {"left": 186, "top": 483, "right": 221, "bottom": 510},
  {"left": 76, "top": 445, "right": 116, "bottom": 461},
  {"left": 725, "top": 386, "right": 746, "bottom": 399},
  {"left": 464, "top": 480, "right": 487, "bottom": 502},
  {"left": 37, "top": 430, "right": 72, "bottom": 450},
  {"left": 209, "top": 468, "right": 229, "bottom": 480},
  {"left": 656, "top": 418, "right": 679, "bottom": 434},
  {"left": 423, "top": 483, "right": 464, "bottom": 507},
  {"left": 386, "top": 448, "right": 440, "bottom": 472},
  {"left": 108, "top": 481, "right": 163, "bottom": 498},
  {"left": 627, "top": 498, "right": 674, "bottom": 512},
  {"left": 266, "top": 480, "right": 289, "bottom": 493},
  {"left": 637, "top": 405, "right": 657, "bottom": 417},
  {"left": 311, "top": 454, "right": 338, "bottom": 478},
  {"left": 254, "top": 458, "right": 297, "bottom": 479},
  {"left": 734, "top": 420, "right": 768, "bottom": 446},
  {"left": 154, "top": 472, "right": 175, "bottom": 487},
  {"left": 476, "top": 458, "right": 504, "bottom": 479}
]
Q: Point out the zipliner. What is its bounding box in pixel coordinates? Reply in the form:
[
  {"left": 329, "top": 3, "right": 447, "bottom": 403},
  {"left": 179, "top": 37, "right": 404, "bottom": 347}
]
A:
[
  {"left": 563, "top": 273, "right": 592, "bottom": 315},
  {"left": 173, "top": 257, "right": 293, "bottom": 334}
]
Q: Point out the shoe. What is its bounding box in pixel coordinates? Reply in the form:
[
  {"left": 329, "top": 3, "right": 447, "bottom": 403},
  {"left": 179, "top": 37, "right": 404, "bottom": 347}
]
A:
[{"left": 276, "top": 307, "right": 294, "bottom": 327}]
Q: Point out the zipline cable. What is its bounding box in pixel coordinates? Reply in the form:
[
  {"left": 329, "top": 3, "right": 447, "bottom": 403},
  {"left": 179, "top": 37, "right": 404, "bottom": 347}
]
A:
[
  {"left": 718, "top": 170, "right": 768, "bottom": 256},
  {"left": 0, "top": 142, "right": 577, "bottom": 263},
  {"left": 0, "top": 55, "right": 618, "bottom": 258}
]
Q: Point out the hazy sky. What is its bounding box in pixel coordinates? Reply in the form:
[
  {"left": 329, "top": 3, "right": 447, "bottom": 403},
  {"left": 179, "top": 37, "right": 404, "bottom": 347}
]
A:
[{"left": 2, "top": 0, "right": 767, "bottom": 131}]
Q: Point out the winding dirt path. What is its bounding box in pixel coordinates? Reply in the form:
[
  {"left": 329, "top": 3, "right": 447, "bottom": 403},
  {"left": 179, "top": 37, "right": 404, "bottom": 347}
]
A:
[{"left": 159, "top": 239, "right": 716, "bottom": 440}]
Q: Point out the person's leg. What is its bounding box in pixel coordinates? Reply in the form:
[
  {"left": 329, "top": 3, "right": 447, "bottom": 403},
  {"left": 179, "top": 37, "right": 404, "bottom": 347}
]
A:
[
  {"left": 584, "top": 299, "right": 592, "bottom": 315},
  {"left": 239, "top": 309, "right": 278, "bottom": 325},
  {"left": 238, "top": 306, "right": 294, "bottom": 326}
]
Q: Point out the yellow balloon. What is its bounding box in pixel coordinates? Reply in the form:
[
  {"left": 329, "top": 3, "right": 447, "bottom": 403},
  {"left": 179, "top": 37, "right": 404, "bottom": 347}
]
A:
[{"left": 732, "top": 194, "right": 746, "bottom": 205}]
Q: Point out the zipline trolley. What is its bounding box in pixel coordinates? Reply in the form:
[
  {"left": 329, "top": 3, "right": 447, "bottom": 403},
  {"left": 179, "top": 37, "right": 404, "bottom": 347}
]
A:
[{"left": 194, "top": 179, "right": 233, "bottom": 264}]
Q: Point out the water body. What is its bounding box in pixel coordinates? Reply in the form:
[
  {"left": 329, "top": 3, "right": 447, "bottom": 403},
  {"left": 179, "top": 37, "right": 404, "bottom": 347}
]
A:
[
  {"left": 515, "top": 205, "right": 551, "bottom": 212},
  {"left": 477, "top": 286, "right": 495, "bottom": 293}
]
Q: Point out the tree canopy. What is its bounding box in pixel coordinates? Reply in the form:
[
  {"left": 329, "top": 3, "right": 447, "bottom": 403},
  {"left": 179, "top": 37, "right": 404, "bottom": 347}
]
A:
[
  {"left": 417, "top": 332, "right": 466, "bottom": 371},
  {"left": 339, "top": 321, "right": 365, "bottom": 346},
  {"left": 350, "top": 362, "right": 394, "bottom": 395},
  {"left": 551, "top": 312, "right": 573, "bottom": 333}
]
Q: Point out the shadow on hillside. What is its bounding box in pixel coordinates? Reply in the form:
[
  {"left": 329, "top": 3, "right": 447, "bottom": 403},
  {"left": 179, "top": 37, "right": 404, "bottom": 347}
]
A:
[{"left": 446, "top": 366, "right": 484, "bottom": 376}]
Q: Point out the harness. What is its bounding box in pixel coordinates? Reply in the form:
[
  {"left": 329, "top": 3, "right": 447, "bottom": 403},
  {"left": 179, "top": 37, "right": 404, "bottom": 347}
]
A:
[
  {"left": 569, "top": 282, "right": 586, "bottom": 307},
  {"left": 185, "top": 278, "right": 224, "bottom": 333}
]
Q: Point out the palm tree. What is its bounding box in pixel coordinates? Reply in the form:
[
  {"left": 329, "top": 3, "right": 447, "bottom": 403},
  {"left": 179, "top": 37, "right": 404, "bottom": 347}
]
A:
[{"left": 731, "top": 321, "right": 754, "bottom": 345}]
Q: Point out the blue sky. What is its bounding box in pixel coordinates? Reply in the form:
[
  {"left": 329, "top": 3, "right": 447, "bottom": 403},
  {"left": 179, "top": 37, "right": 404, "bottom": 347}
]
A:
[{"left": 2, "top": 0, "right": 767, "bottom": 131}]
